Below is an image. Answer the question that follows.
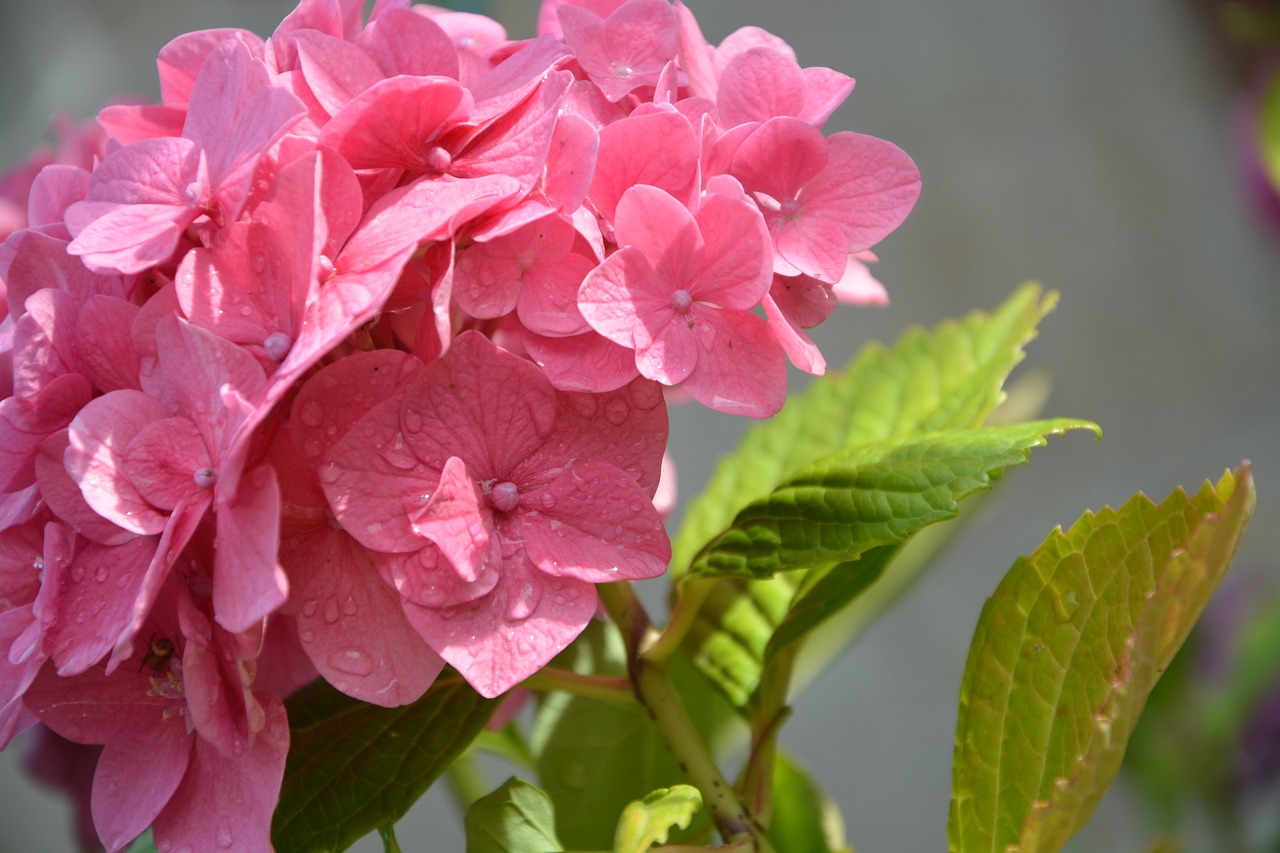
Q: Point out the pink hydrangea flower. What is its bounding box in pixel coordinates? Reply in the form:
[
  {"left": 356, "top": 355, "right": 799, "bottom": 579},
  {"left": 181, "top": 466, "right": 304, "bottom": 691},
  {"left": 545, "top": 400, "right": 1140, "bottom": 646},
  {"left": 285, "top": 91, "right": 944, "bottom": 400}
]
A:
[{"left": 322, "top": 332, "right": 669, "bottom": 696}]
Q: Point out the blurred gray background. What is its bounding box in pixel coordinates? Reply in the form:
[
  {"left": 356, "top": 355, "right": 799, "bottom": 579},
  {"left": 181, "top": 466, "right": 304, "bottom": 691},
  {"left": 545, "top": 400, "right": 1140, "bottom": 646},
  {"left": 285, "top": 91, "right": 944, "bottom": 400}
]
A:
[{"left": 2, "top": 0, "right": 1277, "bottom": 850}]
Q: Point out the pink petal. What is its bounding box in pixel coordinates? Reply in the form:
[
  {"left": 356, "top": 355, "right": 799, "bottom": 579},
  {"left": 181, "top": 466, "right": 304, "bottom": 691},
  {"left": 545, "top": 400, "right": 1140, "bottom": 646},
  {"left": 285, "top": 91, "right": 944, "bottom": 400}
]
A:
[
  {"left": 213, "top": 464, "right": 287, "bottom": 634},
  {"left": 0, "top": 373, "right": 93, "bottom": 492},
  {"left": 281, "top": 518, "right": 443, "bottom": 706},
  {"left": 91, "top": 719, "right": 193, "bottom": 852},
  {"left": 762, "top": 292, "right": 826, "bottom": 376},
  {"left": 679, "top": 307, "right": 786, "bottom": 418},
  {"left": 74, "top": 296, "right": 142, "bottom": 393},
  {"left": 36, "top": 431, "right": 137, "bottom": 546},
  {"left": 730, "top": 117, "right": 830, "bottom": 207},
  {"left": 66, "top": 391, "right": 173, "bottom": 535},
  {"left": 158, "top": 29, "right": 266, "bottom": 104},
  {"left": 290, "top": 29, "right": 385, "bottom": 116},
  {"left": 518, "top": 460, "right": 669, "bottom": 584},
  {"left": 121, "top": 417, "right": 211, "bottom": 512},
  {"left": 47, "top": 538, "right": 156, "bottom": 676},
  {"left": 152, "top": 692, "right": 288, "bottom": 853},
  {"left": 318, "top": 75, "right": 468, "bottom": 171},
  {"left": 522, "top": 329, "right": 640, "bottom": 392},
  {"left": 402, "top": 553, "right": 597, "bottom": 698},
  {"left": 359, "top": 8, "right": 460, "bottom": 79},
  {"left": 802, "top": 131, "right": 921, "bottom": 252},
  {"left": 411, "top": 455, "right": 493, "bottom": 584},
  {"left": 770, "top": 209, "right": 850, "bottom": 282},
  {"left": 688, "top": 183, "right": 773, "bottom": 309},
  {"left": 716, "top": 47, "right": 807, "bottom": 126},
  {"left": 398, "top": 331, "right": 559, "bottom": 481},
  {"left": 587, "top": 110, "right": 698, "bottom": 226}
]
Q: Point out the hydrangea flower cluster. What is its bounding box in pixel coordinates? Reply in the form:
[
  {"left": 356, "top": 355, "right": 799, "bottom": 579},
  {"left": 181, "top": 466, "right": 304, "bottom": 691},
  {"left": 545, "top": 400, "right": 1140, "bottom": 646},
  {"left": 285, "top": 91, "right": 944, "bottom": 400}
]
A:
[{"left": 0, "top": 0, "right": 918, "bottom": 849}]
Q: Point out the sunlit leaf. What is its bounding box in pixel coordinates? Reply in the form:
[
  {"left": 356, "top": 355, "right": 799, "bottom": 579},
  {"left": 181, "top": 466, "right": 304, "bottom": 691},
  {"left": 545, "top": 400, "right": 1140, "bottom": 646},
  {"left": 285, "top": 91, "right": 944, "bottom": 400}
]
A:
[
  {"left": 948, "top": 467, "right": 1255, "bottom": 853},
  {"left": 465, "top": 777, "right": 563, "bottom": 853},
  {"left": 614, "top": 785, "right": 703, "bottom": 853}
]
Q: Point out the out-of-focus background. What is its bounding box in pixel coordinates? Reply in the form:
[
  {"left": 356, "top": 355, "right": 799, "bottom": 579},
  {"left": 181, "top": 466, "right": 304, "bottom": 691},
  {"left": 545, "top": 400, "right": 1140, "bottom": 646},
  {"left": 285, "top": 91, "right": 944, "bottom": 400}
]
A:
[{"left": 1, "top": 1, "right": 1277, "bottom": 850}]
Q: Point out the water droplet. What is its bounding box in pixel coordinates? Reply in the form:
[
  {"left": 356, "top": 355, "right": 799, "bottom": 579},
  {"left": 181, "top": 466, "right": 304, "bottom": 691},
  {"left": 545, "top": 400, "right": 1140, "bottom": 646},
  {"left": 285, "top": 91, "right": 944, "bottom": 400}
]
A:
[
  {"left": 328, "top": 648, "right": 375, "bottom": 676},
  {"left": 300, "top": 630, "right": 315, "bottom": 643},
  {"left": 74, "top": 609, "right": 87, "bottom": 624},
  {"left": 540, "top": 493, "right": 557, "bottom": 511},
  {"left": 298, "top": 400, "right": 324, "bottom": 428},
  {"left": 232, "top": 741, "right": 244, "bottom": 758},
  {"left": 341, "top": 596, "right": 358, "bottom": 616},
  {"left": 264, "top": 331, "right": 292, "bottom": 361},
  {"left": 70, "top": 565, "right": 85, "bottom": 583},
  {"left": 322, "top": 597, "right": 341, "bottom": 625},
  {"left": 609, "top": 62, "right": 634, "bottom": 79},
  {"left": 301, "top": 598, "right": 319, "bottom": 618},
  {"left": 251, "top": 254, "right": 266, "bottom": 273},
  {"left": 505, "top": 582, "right": 541, "bottom": 621},
  {"left": 319, "top": 464, "right": 341, "bottom": 484},
  {"left": 302, "top": 437, "right": 323, "bottom": 459},
  {"left": 381, "top": 448, "right": 418, "bottom": 471},
  {"left": 94, "top": 565, "right": 108, "bottom": 582},
  {"left": 216, "top": 824, "right": 234, "bottom": 848},
  {"left": 402, "top": 408, "right": 423, "bottom": 434},
  {"left": 31, "top": 556, "right": 43, "bottom": 571}
]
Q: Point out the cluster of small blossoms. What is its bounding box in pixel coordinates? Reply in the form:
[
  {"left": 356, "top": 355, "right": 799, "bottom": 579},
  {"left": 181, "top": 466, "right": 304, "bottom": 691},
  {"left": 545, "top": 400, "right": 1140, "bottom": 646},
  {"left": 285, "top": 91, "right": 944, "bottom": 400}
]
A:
[{"left": 0, "top": 0, "right": 919, "bottom": 850}]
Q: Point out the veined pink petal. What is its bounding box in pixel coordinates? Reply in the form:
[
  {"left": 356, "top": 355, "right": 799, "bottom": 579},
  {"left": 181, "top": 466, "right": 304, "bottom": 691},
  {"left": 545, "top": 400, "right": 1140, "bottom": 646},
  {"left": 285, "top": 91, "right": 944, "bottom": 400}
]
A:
[
  {"left": 47, "top": 537, "right": 156, "bottom": 677},
  {"left": 402, "top": 553, "right": 597, "bottom": 698},
  {"left": 95, "top": 105, "right": 186, "bottom": 146},
  {"left": 717, "top": 47, "right": 806, "bottom": 126},
  {"left": 522, "top": 329, "right": 639, "bottom": 392},
  {"left": 157, "top": 29, "right": 266, "bottom": 106},
  {"left": 801, "top": 131, "right": 921, "bottom": 252},
  {"left": 121, "top": 417, "right": 211, "bottom": 512},
  {"left": 35, "top": 431, "right": 136, "bottom": 547},
  {"left": 74, "top": 296, "right": 142, "bottom": 394},
  {"left": 92, "top": 723, "right": 192, "bottom": 853},
  {"left": 66, "top": 391, "right": 173, "bottom": 535},
  {"left": 559, "top": 0, "right": 678, "bottom": 102},
  {"left": 688, "top": 183, "right": 773, "bottom": 308},
  {"left": 0, "top": 373, "right": 93, "bottom": 492},
  {"left": 451, "top": 71, "right": 572, "bottom": 195},
  {"left": 678, "top": 307, "right": 786, "bottom": 418},
  {"left": 518, "top": 460, "right": 668, "bottom": 584},
  {"left": 152, "top": 692, "right": 288, "bottom": 853},
  {"left": 399, "top": 331, "right": 559, "bottom": 482},
  {"left": 318, "top": 75, "right": 468, "bottom": 171},
  {"left": 411, "top": 455, "right": 493, "bottom": 584},
  {"left": 515, "top": 250, "right": 596, "bottom": 337},
  {"left": 359, "top": 8, "right": 460, "bottom": 79},
  {"left": 730, "top": 117, "right": 829, "bottom": 207},
  {"left": 588, "top": 110, "right": 698, "bottom": 226},
  {"left": 290, "top": 29, "right": 385, "bottom": 117},
  {"left": 762, "top": 292, "right": 826, "bottom": 376},
  {"left": 213, "top": 464, "right": 287, "bottom": 634}
]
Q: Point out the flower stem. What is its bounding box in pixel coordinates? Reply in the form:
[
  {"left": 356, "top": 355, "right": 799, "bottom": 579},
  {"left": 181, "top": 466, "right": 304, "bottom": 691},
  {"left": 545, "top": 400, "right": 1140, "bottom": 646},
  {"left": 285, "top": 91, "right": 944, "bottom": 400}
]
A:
[
  {"left": 643, "top": 576, "right": 716, "bottom": 663},
  {"left": 519, "top": 667, "right": 636, "bottom": 704},
  {"left": 598, "top": 582, "right": 775, "bottom": 852},
  {"left": 376, "top": 824, "right": 402, "bottom": 853}
]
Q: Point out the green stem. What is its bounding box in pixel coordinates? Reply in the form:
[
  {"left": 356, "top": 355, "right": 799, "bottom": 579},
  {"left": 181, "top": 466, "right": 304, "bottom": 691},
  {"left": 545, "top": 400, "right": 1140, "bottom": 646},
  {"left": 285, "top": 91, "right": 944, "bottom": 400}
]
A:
[
  {"left": 377, "top": 824, "right": 402, "bottom": 853},
  {"left": 598, "top": 582, "right": 775, "bottom": 852},
  {"left": 519, "top": 667, "right": 636, "bottom": 704},
  {"left": 643, "top": 576, "right": 716, "bottom": 663}
]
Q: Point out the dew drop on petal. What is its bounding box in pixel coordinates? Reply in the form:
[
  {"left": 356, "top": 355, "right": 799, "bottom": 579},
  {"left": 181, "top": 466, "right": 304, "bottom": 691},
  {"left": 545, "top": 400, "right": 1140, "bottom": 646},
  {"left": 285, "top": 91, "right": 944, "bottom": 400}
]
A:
[
  {"left": 319, "top": 464, "right": 341, "bottom": 484},
  {"left": 328, "top": 648, "right": 375, "bottom": 676},
  {"left": 264, "top": 331, "right": 293, "bottom": 361},
  {"left": 31, "top": 556, "right": 43, "bottom": 572},
  {"left": 539, "top": 492, "right": 557, "bottom": 511},
  {"left": 322, "top": 597, "right": 341, "bottom": 625},
  {"left": 609, "top": 62, "right": 634, "bottom": 79},
  {"left": 341, "top": 596, "right": 358, "bottom": 616},
  {"left": 301, "top": 598, "right": 319, "bottom": 618},
  {"left": 298, "top": 400, "right": 324, "bottom": 428},
  {"left": 504, "top": 582, "right": 541, "bottom": 621},
  {"left": 94, "top": 565, "right": 108, "bottom": 582},
  {"left": 603, "top": 398, "right": 630, "bottom": 426},
  {"left": 402, "top": 408, "right": 423, "bottom": 434},
  {"left": 70, "top": 565, "right": 85, "bottom": 583},
  {"left": 300, "top": 630, "right": 314, "bottom": 644},
  {"left": 302, "top": 437, "right": 324, "bottom": 459},
  {"left": 381, "top": 448, "right": 418, "bottom": 471},
  {"left": 215, "top": 825, "right": 233, "bottom": 849}
]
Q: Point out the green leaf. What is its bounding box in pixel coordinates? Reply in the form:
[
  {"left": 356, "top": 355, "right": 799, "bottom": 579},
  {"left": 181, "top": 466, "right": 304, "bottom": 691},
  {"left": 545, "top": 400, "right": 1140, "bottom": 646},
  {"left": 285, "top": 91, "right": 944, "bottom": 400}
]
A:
[
  {"left": 613, "top": 786, "right": 703, "bottom": 853},
  {"left": 125, "top": 829, "right": 159, "bottom": 853},
  {"left": 767, "top": 753, "right": 849, "bottom": 853},
  {"left": 948, "top": 466, "right": 1256, "bottom": 853},
  {"left": 679, "top": 289, "right": 1066, "bottom": 710},
  {"left": 672, "top": 283, "right": 1056, "bottom": 578},
  {"left": 272, "top": 673, "right": 498, "bottom": 852},
  {"left": 531, "top": 622, "right": 728, "bottom": 849},
  {"left": 687, "top": 419, "right": 1097, "bottom": 580},
  {"left": 465, "top": 778, "right": 564, "bottom": 853}
]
